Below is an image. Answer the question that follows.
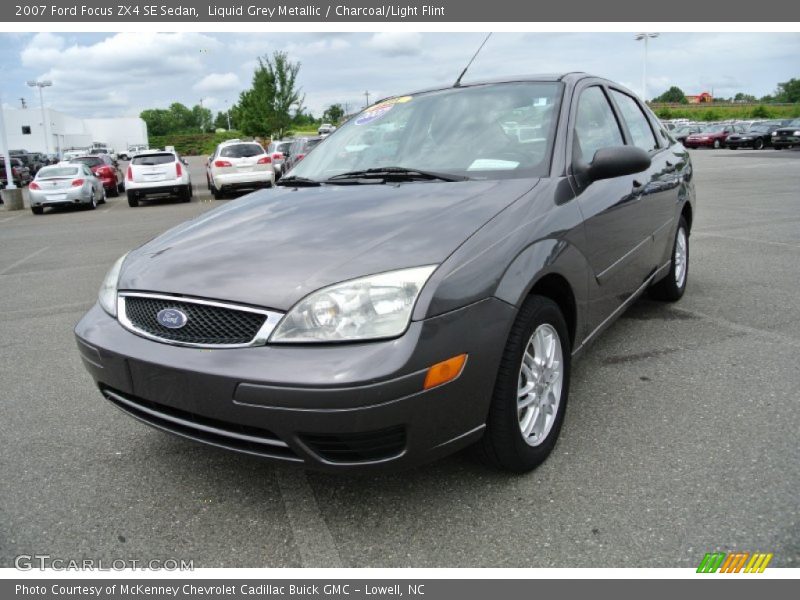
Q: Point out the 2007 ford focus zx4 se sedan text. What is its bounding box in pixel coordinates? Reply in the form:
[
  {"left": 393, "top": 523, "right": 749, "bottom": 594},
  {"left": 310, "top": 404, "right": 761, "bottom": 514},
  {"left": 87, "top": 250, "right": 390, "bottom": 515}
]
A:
[{"left": 75, "top": 73, "right": 695, "bottom": 473}]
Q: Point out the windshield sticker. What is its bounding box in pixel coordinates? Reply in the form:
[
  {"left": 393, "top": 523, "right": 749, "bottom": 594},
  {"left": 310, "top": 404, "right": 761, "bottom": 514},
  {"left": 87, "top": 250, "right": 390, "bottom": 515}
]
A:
[
  {"left": 355, "top": 96, "right": 413, "bottom": 126},
  {"left": 468, "top": 159, "right": 520, "bottom": 171}
]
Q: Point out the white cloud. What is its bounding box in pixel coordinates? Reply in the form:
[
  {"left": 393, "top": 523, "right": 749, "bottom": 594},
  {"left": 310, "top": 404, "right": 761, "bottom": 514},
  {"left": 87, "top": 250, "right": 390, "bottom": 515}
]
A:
[
  {"left": 364, "top": 32, "right": 423, "bottom": 57},
  {"left": 193, "top": 72, "right": 242, "bottom": 94}
]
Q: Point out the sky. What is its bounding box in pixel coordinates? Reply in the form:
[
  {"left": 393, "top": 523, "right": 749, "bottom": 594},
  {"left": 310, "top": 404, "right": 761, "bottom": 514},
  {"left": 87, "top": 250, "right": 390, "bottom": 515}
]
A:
[{"left": 0, "top": 32, "right": 798, "bottom": 119}]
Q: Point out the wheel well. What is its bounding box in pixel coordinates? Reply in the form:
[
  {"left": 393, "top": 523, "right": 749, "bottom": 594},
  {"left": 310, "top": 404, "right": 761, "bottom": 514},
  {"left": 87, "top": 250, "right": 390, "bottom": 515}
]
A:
[
  {"left": 681, "top": 202, "right": 693, "bottom": 233},
  {"left": 529, "top": 274, "right": 577, "bottom": 347}
]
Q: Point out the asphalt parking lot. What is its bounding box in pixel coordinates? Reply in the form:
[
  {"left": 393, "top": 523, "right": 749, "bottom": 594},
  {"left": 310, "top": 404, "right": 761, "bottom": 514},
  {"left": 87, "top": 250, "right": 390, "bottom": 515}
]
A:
[{"left": 1, "top": 149, "right": 798, "bottom": 568}]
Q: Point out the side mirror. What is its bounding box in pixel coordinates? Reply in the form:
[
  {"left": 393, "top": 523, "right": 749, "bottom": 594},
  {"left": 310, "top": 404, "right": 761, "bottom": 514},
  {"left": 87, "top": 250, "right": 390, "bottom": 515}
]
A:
[
  {"left": 182, "top": 159, "right": 189, "bottom": 166},
  {"left": 584, "top": 146, "right": 651, "bottom": 183}
]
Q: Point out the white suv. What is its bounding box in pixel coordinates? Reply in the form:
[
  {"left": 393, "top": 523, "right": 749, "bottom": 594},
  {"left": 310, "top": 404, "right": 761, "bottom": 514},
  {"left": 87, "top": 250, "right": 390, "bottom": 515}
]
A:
[
  {"left": 208, "top": 139, "right": 275, "bottom": 199},
  {"left": 124, "top": 150, "right": 192, "bottom": 207}
]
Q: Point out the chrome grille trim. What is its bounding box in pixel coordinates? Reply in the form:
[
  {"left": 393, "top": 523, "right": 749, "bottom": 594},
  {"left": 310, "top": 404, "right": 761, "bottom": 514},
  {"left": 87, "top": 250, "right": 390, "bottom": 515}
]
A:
[{"left": 117, "top": 292, "right": 283, "bottom": 349}]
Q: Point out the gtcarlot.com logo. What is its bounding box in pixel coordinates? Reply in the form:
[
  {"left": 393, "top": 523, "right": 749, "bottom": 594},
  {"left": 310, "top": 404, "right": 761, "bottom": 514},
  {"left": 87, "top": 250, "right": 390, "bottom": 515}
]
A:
[
  {"left": 697, "top": 551, "right": 773, "bottom": 573},
  {"left": 14, "top": 554, "right": 194, "bottom": 571}
]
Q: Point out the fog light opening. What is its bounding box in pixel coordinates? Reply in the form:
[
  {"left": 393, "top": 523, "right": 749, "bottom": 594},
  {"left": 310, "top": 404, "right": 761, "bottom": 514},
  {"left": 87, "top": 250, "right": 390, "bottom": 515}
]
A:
[{"left": 424, "top": 354, "right": 467, "bottom": 390}]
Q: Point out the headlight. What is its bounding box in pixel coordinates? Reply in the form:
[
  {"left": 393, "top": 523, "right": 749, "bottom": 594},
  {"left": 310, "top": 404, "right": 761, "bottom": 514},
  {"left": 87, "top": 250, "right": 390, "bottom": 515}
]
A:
[
  {"left": 794, "top": 130, "right": 800, "bottom": 136},
  {"left": 98, "top": 253, "right": 128, "bottom": 317},
  {"left": 772, "top": 132, "right": 778, "bottom": 136},
  {"left": 271, "top": 266, "right": 437, "bottom": 343}
]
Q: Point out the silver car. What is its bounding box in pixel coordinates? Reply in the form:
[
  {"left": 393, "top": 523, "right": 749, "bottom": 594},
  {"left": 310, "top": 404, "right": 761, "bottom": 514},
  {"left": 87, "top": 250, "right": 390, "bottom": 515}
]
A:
[
  {"left": 28, "top": 163, "right": 105, "bottom": 215},
  {"left": 266, "top": 140, "right": 292, "bottom": 178}
]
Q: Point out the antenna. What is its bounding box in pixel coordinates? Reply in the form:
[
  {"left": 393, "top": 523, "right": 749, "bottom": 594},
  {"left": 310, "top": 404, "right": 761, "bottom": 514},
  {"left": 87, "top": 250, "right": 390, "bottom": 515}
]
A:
[{"left": 454, "top": 32, "right": 492, "bottom": 88}]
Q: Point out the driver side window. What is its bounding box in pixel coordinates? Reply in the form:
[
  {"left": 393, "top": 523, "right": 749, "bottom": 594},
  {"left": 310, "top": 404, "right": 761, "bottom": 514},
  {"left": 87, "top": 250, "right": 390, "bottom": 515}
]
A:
[{"left": 574, "top": 86, "right": 624, "bottom": 164}]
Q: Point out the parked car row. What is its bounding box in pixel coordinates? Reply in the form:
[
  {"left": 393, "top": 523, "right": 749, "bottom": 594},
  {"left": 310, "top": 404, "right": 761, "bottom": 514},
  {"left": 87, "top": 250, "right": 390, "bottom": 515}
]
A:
[{"left": 664, "top": 118, "right": 799, "bottom": 150}]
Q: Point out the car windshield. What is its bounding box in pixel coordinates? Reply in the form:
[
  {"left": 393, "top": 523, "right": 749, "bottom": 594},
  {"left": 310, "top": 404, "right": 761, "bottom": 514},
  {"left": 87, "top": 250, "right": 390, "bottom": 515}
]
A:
[
  {"left": 37, "top": 166, "right": 79, "bottom": 178},
  {"left": 220, "top": 143, "right": 263, "bottom": 158},
  {"left": 132, "top": 153, "right": 175, "bottom": 165},
  {"left": 71, "top": 157, "right": 103, "bottom": 167},
  {"left": 748, "top": 125, "right": 769, "bottom": 133},
  {"left": 289, "top": 81, "right": 563, "bottom": 181},
  {"left": 788, "top": 119, "right": 800, "bottom": 127},
  {"left": 704, "top": 124, "right": 727, "bottom": 133}
]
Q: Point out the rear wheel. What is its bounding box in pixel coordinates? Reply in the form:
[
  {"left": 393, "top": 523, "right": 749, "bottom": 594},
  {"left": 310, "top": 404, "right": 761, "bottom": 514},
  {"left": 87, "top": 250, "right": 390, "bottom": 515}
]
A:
[
  {"left": 649, "top": 216, "right": 689, "bottom": 301},
  {"left": 127, "top": 191, "right": 139, "bottom": 207},
  {"left": 477, "top": 296, "right": 571, "bottom": 472},
  {"left": 99, "top": 187, "right": 107, "bottom": 204},
  {"left": 31, "top": 206, "right": 43, "bottom": 215}
]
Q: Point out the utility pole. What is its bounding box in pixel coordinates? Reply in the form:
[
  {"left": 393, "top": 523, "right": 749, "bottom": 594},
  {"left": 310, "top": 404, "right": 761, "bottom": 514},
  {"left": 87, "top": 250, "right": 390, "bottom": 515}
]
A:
[
  {"left": 225, "top": 99, "right": 232, "bottom": 131},
  {"left": 27, "top": 80, "right": 52, "bottom": 155},
  {"left": 20, "top": 97, "right": 27, "bottom": 109},
  {"left": 364, "top": 90, "right": 370, "bottom": 107}
]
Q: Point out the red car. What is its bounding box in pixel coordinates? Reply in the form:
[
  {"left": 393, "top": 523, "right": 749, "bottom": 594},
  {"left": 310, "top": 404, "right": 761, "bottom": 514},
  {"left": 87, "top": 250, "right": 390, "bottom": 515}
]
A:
[
  {"left": 70, "top": 155, "right": 124, "bottom": 196},
  {"left": 683, "top": 124, "right": 745, "bottom": 149}
]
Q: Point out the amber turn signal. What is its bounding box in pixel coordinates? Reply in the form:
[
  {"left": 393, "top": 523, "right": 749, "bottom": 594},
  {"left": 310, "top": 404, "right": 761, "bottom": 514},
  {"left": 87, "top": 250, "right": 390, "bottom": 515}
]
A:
[{"left": 423, "top": 354, "right": 467, "bottom": 390}]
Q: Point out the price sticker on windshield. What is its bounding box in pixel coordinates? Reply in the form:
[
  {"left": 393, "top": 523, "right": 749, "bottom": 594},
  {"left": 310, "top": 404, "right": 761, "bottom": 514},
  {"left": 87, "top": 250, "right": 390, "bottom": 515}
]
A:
[{"left": 355, "top": 96, "right": 413, "bottom": 125}]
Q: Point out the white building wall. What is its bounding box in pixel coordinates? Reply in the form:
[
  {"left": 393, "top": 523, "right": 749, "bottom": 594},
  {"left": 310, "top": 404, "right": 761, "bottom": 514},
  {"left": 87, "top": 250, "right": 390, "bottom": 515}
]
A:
[{"left": 1, "top": 106, "right": 147, "bottom": 156}]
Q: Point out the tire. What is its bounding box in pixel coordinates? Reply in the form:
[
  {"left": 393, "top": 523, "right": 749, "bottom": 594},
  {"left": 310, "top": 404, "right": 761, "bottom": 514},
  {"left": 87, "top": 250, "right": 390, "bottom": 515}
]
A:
[
  {"left": 127, "top": 191, "right": 139, "bottom": 207},
  {"left": 31, "top": 206, "right": 43, "bottom": 215},
  {"left": 108, "top": 184, "right": 119, "bottom": 197},
  {"left": 713, "top": 139, "right": 721, "bottom": 149},
  {"left": 477, "top": 295, "right": 571, "bottom": 472},
  {"left": 86, "top": 190, "right": 97, "bottom": 210},
  {"left": 181, "top": 184, "right": 192, "bottom": 202},
  {"left": 754, "top": 138, "right": 764, "bottom": 150},
  {"left": 728, "top": 145, "right": 735, "bottom": 150},
  {"left": 649, "top": 215, "right": 689, "bottom": 302},
  {"left": 212, "top": 184, "right": 224, "bottom": 200},
  {"left": 99, "top": 187, "right": 107, "bottom": 204}
]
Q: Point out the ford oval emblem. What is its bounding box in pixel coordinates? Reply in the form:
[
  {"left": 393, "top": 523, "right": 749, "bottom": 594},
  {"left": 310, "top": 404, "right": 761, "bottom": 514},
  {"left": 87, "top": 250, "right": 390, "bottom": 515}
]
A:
[{"left": 156, "top": 308, "right": 188, "bottom": 329}]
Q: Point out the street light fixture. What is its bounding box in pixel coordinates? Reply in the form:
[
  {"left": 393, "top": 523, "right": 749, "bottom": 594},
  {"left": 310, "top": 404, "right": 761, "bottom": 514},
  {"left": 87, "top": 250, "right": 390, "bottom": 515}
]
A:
[
  {"left": 634, "top": 33, "right": 659, "bottom": 102},
  {"left": 27, "top": 79, "right": 52, "bottom": 156}
]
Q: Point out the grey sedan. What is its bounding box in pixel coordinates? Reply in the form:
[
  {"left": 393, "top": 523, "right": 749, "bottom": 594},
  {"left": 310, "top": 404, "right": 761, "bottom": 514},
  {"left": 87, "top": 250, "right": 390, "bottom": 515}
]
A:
[
  {"left": 29, "top": 164, "right": 105, "bottom": 214},
  {"left": 75, "top": 73, "right": 695, "bottom": 473}
]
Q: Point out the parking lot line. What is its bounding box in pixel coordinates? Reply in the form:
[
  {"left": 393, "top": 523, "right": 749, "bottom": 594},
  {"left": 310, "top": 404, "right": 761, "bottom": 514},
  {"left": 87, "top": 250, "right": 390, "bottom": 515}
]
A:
[
  {"left": 0, "top": 246, "right": 50, "bottom": 276},
  {"left": 275, "top": 467, "right": 343, "bottom": 568},
  {"left": 692, "top": 231, "right": 800, "bottom": 249}
]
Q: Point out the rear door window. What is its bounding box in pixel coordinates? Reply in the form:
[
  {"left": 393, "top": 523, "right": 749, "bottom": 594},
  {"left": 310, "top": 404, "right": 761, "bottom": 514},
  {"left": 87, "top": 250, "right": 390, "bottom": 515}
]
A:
[
  {"left": 573, "top": 86, "right": 624, "bottom": 163},
  {"left": 610, "top": 90, "right": 659, "bottom": 152}
]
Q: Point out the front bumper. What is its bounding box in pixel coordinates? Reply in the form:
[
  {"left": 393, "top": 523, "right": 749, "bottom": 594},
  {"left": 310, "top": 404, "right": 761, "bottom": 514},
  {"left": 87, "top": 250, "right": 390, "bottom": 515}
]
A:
[
  {"left": 772, "top": 135, "right": 799, "bottom": 148},
  {"left": 684, "top": 139, "right": 716, "bottom": 148},
  {"left": 29, "top": 187, "right": 90, "bottom": 207},
  {"left": 75, "top": 298, "right": 514, "bottom": 471}
]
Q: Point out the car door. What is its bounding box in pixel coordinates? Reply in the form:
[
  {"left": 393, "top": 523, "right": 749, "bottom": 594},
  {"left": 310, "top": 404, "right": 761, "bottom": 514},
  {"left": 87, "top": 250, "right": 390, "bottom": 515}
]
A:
[
  {"left": 608, "top": 87, "right": 680, "bottom": 273},
  {"left": 567, "top": 83, "right": 655, "bottom": 330}
]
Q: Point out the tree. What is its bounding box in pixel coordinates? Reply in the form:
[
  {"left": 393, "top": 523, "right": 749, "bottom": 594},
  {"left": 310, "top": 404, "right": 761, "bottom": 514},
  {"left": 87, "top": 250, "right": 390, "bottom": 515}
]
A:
[
  {"left": 733, "top": 92, "right": 757, "bottom": 103},
  {"left": 214, "top": 111, "right": 230, "bottom": 130},
  {"left": 750, "top": 105, "right": 772, "bottom": 119},
  {"left": 653, "top": 86, "right": 688, "bottom": 104},
  {"left": 192, "top": 105, "right": 213, "bottom": 133},
  {"left": 233, "top": 51, "right": 305, "bottom": 139},
  {"left": 322, "top": 103, "right": 345, "bottom": 124},
  {"left": 773, "top": 78, "right": 800, "bottom": 103}
]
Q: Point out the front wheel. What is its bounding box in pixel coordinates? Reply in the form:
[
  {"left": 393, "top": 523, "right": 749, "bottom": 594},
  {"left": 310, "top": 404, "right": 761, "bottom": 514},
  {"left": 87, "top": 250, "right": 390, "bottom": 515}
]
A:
[
  {"left": 649, "top": 216, "right": 689, "bottom": 302},
  {"left": 713, "top": 139, "right": 721, "bottom": 149},
  {"left": 754, "top": 138, "right": 764, "bottom": 150},
  {"left": 477, "top": 296, "right": 571, "bottom": 472}
]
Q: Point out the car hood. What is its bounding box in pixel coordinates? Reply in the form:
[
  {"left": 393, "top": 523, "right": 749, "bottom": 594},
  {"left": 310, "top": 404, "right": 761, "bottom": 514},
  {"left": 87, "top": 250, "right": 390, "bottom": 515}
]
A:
[{"left": 119, "top": 179, "right": 538, "bottom": 310}]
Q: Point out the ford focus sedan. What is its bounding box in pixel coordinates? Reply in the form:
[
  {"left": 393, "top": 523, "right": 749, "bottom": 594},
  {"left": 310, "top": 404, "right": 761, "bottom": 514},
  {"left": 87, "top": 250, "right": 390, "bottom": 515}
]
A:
[{"left": 75, "top": 73, "right": 695, "bottom": 472}]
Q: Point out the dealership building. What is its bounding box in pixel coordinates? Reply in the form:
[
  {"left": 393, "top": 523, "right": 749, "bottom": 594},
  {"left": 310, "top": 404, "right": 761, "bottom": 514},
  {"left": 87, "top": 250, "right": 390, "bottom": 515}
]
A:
[{"left": 1, "top": 106, "right": 148, "bottom": 156}]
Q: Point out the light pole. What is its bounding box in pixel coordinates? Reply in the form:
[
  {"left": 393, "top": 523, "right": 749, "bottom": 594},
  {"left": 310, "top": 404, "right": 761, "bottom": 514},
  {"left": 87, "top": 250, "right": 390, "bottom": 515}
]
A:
[
  {"left": 0, "top": 90, "right": 16, "bottom": 190},
  {"left": 634, "top": 33, "right": 659, "bottom": 102},
  {"left": 225, "top": 100, "right": 232, "bottom": 131},
  {"left": 27, "top": 80, "right": 52, "bottom": 155}
]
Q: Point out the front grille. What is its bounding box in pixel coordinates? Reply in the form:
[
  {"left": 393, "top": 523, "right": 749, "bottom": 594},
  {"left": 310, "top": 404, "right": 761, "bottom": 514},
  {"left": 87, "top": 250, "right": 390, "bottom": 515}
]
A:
[
  {"left": 123, "top": 295, "right": 268, "bottom": 345},
  {"left": 102, "top": 387, "right": 301, "bottom": 462},
  {"left": 300, "top": 426, "right": 406, "bottom": 463}
]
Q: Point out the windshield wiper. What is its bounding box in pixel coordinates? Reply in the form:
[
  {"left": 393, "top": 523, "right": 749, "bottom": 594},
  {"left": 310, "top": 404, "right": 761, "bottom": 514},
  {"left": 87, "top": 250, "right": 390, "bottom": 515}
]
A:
[
  {"left": 326, "top": 167, "right": 469, "bottom": 183},
  {"left": 276, "top": 175, "right": 321, "bottom": 187}
]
